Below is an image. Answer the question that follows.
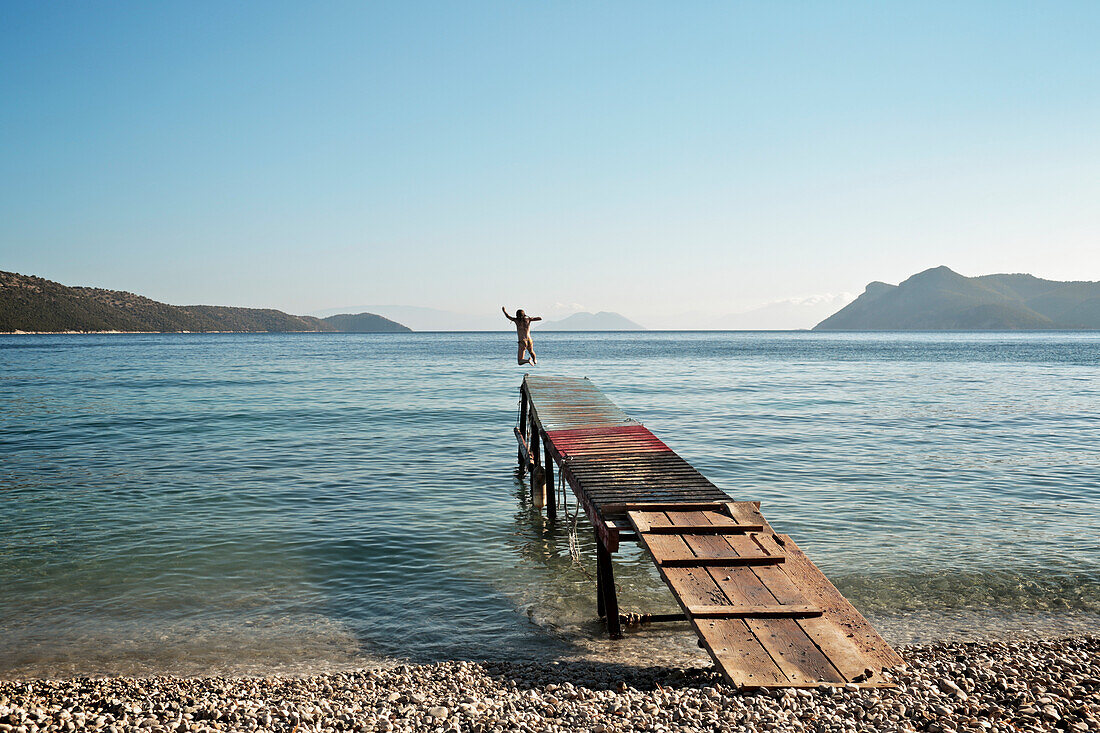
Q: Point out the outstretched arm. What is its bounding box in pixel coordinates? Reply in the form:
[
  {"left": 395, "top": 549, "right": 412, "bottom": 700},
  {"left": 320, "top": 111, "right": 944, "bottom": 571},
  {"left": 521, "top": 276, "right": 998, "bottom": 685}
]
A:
[
  {"left": 502, "top": 306, "right": 516, "bottom": 322},
  {"left": 531, "top": 316, "right": 543, "bottom": 321}
]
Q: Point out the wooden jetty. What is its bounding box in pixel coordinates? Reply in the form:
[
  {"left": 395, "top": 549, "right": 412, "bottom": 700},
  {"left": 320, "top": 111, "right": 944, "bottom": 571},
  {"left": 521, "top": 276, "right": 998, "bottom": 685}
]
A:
[{"left": 514, "top": 375, "right": 902, "bottom": 689}]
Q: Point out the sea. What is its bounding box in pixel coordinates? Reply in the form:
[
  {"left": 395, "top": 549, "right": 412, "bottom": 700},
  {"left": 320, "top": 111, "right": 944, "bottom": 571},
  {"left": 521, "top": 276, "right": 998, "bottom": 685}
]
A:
[{"left": 1, "top": 331, "right": 1098, "bottom": 679}]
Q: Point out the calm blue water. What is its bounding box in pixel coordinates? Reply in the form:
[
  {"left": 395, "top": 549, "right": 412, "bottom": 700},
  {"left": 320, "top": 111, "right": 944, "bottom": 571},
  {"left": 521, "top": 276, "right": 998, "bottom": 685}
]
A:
[{"left": 1, "top": 332, "right": 1098, "bottom": 679}]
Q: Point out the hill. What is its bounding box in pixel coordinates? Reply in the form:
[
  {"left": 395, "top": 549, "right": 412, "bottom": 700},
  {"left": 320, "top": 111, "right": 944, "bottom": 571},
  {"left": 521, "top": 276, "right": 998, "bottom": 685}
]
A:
[
  {"left": 0, "top": 271, "right": 410, "bottom": 333},
  {"left": 321, "top": 312, "right": 411, "bottom": 333},
  {"left": 313, "top": 305, "right": 647, "bottom": 331},
  {"left": 540, "top": 311, "right": 646, "bottom": 331},
  {"left": 314, "top": 305, "right": 496, "bottom": 331},
  {"left": 814, "top": 266, "right": 1100, "bottom": 330}
]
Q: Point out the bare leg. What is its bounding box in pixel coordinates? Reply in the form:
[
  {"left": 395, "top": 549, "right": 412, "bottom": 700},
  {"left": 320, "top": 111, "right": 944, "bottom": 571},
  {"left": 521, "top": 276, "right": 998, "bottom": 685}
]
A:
[
  {"left": 528, "top": 344, "right": 537, "bottom": 365},
  {"left": 517, "top": 343, "right": 530, "bottom": 365}
]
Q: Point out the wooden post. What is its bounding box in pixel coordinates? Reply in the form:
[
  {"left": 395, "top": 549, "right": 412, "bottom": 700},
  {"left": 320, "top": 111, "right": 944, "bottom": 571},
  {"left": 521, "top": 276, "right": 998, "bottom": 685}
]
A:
[
  {"left": 518, "top": 388, "right": 529, "bottom": 474},
  {"left": 529, "top": 413, "right": 540, "bottom": 467},
  {"left": 596, "top": 540, "right": 622, "bottom": 639},
  {"left": 529, "top": 412, "right": 545, "bottom": 508},
  {"left": 543, "top": 433, "right": 556, "bottom": 520},
  {"left": 596, "top": 560, "right": 606, "bottom": 618}
]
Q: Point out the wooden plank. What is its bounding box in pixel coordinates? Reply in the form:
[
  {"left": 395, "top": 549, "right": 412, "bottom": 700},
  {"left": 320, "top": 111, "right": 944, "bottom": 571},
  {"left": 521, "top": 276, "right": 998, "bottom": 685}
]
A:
[
  {"left": 580, "top": 481, "right": 721, "bottom": 490},
  {"left": 653, "top": 516, "right": 780, "bottom": 567},
  {"left": 575, "top": 482, "right": 716, "bottom": 492},
  {"left": 723, "top": 503, "right": 775, "bottom": 533},
  {"left": 587, "top": 490, "right": 727, "bottom": 500},
  {"left": 567, "top": 457, "right": 706, "bottom": 467},
  {"left": 550, "top": 437, "right": 667, "bottom": 447},
  {"left": 567, "top": 458, "right": 710, "bottom": 469},
  {"left": 549, "top": 433, "right": 660, "bottom": 441},
  {"left": 558, "top": 440, "right": 668, "bottom": 444},
  {"left": 571, "top": 471, "right": 713, "bottom": 480},
  {"left": 709, "top": 530, "right": 872, "bottom": 683},
  {"left": 574, "top": 472, "right": 714, "bottom": 481},
  {"left": 640, "top": 511, "right": 790, "bottom": 688},
  {"left": 584, "top": 487, "right": 726, "bottom": 498},
  {"left": 658, "top": 555, "right": 785, "bottom": 567},
  {"left": 574, "top": 478, "right": 713, "bottom": 487},
  {"left": 648, "top": 511, "right": 831, "bottom": 685},
  {"left": 586, "top": 489, "right": 726, "bottom": 498},
  {"left": 699, "top": 620, "right": 790, "bottom": 688},
  {"left": 514, "top": 426, "right": 532, "bottom": 467},
  {"left": 585, "top": 484, "right": 721, "bottom": 497},
  {"left": 687, "top": 605, "right": 823, "bottom": 618},
  {"left": 683, "top": 510, "right": 845, "bottom": 686},
  {"left": 568, "top": 467, "right": 712, "bottom": 477},
  {"left": 628, "top": 511, "right": 652, "bottom": 534},
  {"left": 757, "top": 533, "right": 904, "bottom": 670},
  {"left": 566, "top": 451, "right": 695, "bottom": 460},
  {"left": 744, "top": 616, "right": 846, "bottom": 685},
  {"left": 568, "top": 465, "right": 711, "bottom": 474},
  {"left": 705, "top": 535, "right": 877, "bottom": 682},
  {"left": 569, "top": 462, "right": 698, "bottom": 472},
  {"left": 638, "top": 533, "right": 698, "bottom": 564},
  {"left": 638, "top": 512, "right": 725, "bottom": 604},
  {"left": 642, "top": 524, "right": 764, "bottom": 534},
  {"left": 612, "top": 502, "right": 732, "bottom": 513}
]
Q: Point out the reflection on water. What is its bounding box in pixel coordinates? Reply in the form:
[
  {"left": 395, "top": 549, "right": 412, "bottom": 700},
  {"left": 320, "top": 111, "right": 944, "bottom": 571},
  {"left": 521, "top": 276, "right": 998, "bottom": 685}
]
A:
[{"left": 0, "top": 331, "right": 1098, "bottom": 678}]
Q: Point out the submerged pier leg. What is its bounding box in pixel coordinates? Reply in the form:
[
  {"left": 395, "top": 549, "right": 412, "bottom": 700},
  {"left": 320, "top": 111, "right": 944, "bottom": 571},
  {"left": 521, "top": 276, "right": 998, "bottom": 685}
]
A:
[
  {"left": 529, "top": 413, "right": 545, "bottom": 508},
  {"left": 596, "top": 540, "right": 622, "bottom": 639},
  {"left": 518, "top": 388, "right": 528, "bottom": 474},
  {"left": 543, "top": 433, "right": 556, "bottom": 520},
  {"left": 529, "top": 414, "right": 540, "bottom": 467},
  {"left": 597, "top": 566, "right": 606, "bottom": 618}
]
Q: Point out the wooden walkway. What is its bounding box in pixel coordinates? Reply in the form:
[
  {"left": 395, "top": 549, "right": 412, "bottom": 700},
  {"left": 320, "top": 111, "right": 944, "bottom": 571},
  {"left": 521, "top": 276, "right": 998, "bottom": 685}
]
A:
[{"left": 514, "top": 375, "right": 902, "bottom": 689}]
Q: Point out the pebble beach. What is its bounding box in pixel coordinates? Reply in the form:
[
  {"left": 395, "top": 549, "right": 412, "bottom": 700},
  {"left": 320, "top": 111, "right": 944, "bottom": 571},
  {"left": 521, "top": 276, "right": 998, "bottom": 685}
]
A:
[{"left": 2, "top": 636, "right": 1097, "bottom": 733}]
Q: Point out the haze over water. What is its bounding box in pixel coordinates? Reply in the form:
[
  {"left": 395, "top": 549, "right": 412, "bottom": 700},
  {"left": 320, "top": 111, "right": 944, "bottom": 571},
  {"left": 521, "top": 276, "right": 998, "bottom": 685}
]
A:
[{"left": 1, "top": 332, "right": 1097, "bottom": 679}]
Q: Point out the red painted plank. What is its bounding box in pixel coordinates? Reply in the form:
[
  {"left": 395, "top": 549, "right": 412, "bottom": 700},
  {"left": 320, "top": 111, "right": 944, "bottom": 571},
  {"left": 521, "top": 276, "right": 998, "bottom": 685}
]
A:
[{"left": 546, "top": 425, "right": 673, "bottom": 456}]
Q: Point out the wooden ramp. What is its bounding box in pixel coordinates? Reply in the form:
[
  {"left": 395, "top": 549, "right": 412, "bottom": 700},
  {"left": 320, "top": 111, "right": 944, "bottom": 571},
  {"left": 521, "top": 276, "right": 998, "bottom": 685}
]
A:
[{"left": 515, "top": 376, "right": 903, "bottom": 689}]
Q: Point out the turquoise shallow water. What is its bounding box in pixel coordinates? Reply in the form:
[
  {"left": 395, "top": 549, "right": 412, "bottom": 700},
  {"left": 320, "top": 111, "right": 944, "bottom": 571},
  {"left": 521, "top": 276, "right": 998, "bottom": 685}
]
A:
[{"left": 1, "top": 332, "right": 1098, "bottom": 678}]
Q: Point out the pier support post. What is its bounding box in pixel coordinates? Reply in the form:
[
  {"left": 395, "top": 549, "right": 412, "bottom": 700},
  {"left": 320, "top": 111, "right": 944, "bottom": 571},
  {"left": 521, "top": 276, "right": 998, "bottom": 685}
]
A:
[
  {"left": 518, "top": 388, "right": 528, "bottom": 474},
  {"left": 529, "top": 412, "right": 545, "bottom": 508},
  {"left": 529, "top": 414, "right": 540, "bottom": 468},
  {"left": 543, "top": 433, "right": 556, "bottom": 520},
  {"left": 596, "top": 540, "right": 622, "bottom": 639}
]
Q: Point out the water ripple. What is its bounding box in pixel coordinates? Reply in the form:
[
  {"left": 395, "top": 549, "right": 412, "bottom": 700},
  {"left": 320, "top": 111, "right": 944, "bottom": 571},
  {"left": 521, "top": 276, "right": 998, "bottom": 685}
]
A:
[{"left": 0, "top": 331, "right": 1098, "bottom": 678}]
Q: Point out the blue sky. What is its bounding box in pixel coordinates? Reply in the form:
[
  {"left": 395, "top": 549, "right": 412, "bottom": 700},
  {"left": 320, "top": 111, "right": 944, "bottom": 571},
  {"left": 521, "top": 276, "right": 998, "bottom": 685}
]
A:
[{"left": 2, "top": 2, "right": 1098, "bottom": 326}]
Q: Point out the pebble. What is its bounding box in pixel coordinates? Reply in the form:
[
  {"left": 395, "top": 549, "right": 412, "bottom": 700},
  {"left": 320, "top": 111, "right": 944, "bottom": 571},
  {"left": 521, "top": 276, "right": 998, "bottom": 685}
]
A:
[{"left": 0, "top": 636, "right": 1097, "bottom": 732}]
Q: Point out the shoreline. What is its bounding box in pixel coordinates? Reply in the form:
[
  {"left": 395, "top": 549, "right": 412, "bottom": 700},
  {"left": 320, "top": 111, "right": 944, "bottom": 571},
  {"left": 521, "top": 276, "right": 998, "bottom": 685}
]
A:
[
  {"left": 0, "top": 330, "right": 418, "bottom": 335},
  {"left": 0, "top": 330, "right": 335, "bottom": 335},
  {"left": 1, "top": 636, "right": 1096, "bottom": 733}
]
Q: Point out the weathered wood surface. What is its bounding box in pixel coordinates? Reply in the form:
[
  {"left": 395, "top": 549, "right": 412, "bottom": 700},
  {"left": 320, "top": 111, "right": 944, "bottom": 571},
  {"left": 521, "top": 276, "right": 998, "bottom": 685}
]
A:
[
  {"left": 518, "top": 375, "right": 901, "bottom": 688},
  {"left": 629, "top": 506, "right": 901, "bottom": 688}
]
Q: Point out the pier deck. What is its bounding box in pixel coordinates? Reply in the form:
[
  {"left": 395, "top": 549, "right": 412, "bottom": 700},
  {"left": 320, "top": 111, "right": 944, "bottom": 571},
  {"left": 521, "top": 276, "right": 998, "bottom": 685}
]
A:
[{"left": 514, "top": 375, "right": 902, "bottom": 689}]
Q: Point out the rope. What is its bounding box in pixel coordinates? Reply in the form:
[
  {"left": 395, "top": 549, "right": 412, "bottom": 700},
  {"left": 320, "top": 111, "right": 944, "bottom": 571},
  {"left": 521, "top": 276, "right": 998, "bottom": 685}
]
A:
[{"left": 560, "top": 457, "right": 592, "bottom": 579}]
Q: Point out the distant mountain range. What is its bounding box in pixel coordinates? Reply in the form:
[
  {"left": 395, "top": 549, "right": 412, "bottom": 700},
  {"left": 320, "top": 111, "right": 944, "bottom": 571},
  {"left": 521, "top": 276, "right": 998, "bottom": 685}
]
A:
[
  {"left": 815, "top": 266, "right": 1100, "bottom": 330},
  {"left": 539, "top": 311, "right": 645, "bottom": 330},
  {"left": 312, "top": 304, "right": 646, "bottom": 331},
  {"left": 0, "top": 271, "right": 410, "bottom": 333}
]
